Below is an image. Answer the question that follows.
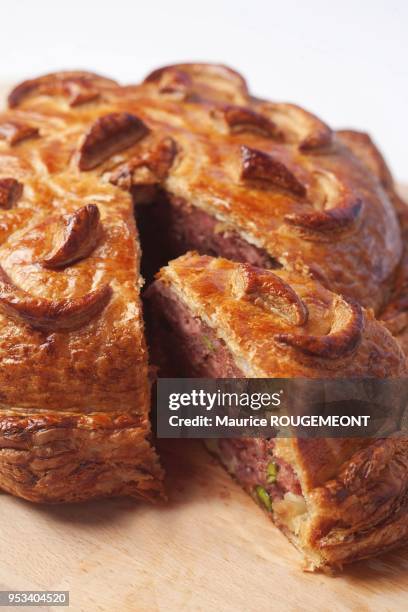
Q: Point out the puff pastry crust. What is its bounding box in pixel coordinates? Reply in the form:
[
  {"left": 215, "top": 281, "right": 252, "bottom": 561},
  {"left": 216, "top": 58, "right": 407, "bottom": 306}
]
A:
[
  {"left": 7, "top": 65, "right": 402, "bottom": 313},
  {"left": 148, "top": 252, "right": 408, "bottom": 570},
  {"left": 336, "top": 129, "right": 408, "bottom": 353},
  {"left": 0, "top": 72, "right": 164, "bottom": 502},
  {"left": 2, "top": 65, "right": 407, "bottom": 565}
]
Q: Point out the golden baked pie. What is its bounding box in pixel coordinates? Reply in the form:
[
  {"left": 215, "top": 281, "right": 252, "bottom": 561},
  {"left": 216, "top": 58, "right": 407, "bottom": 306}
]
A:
[{"left": 1, "top": 65, "right": 407, "bottom": 571}]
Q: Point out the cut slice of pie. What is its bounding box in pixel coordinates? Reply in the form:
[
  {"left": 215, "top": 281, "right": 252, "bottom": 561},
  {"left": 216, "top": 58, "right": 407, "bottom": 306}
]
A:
[{"left": 146, "top": 252, "right": 408, "bottom": 570}]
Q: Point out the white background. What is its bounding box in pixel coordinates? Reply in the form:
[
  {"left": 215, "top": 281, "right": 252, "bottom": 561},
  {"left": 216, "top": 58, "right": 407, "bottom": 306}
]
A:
[{"left": 1, "top": 0, "right": 407, "bottom": 180}]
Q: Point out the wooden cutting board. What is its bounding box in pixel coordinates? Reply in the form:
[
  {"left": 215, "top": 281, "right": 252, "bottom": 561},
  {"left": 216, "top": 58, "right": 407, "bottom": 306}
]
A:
[
  {"left": 0, "top": 83, "right": 407, "bottom": 612},
  {"left": 1, "top": 439, "right": 408, "bottom": 612}
]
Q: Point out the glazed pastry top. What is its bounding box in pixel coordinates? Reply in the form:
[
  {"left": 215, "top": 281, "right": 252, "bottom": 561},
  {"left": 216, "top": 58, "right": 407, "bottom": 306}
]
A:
[
  {"left": 4, "top": 65, "right": 403, "bottom": 313},
  {"left": 0, "top": 73, "right": 150, "bottom": 413},
  {"left": 156, "top": 251, "right": 407, "bottom": 378}
]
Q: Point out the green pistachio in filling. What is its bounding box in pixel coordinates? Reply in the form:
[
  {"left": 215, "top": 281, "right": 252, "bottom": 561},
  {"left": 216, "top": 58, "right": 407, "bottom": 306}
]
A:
[
  {"left": 202, "top": 335, "right": 216, "bottom": 352},
  {"left": 255, "top": 485, "right": 272, "bottom": 512},
  {"left": 266, "top": 461, "right": 279, "bottom": 484}
]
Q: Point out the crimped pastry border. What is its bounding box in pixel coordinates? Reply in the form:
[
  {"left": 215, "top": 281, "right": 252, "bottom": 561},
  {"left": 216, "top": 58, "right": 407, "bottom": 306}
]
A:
[{"left": 0, "top": 411, "right": 164, "bottom": 503}]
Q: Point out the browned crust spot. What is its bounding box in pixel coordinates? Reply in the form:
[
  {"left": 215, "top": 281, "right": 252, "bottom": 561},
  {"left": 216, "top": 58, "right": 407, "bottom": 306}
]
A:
[
  {"left": 219, "top": 105, "right": 279, "bottom": 138},
  {"left": 275, "top": 298, "right": 364, "bottom": 359},
  {"left": 0, "top": 178, "right": 23, "bottom": 209},
  {"left": 261, "top": 102, "right": 332, "bottom": 151},
  {"left": 77, "top": 112, "right": 150, "bottom": 171},
  {"left": 144, "top": 63, "right": 249, "bottom": 103},
  {"left": 0, "top": 265, "right": 112, "bottom": 332},
  {"left": 8, "top": 71, "right": 118, "bottom": 108},
  {"left": 42, "top": 204, "right": 101, "bottom": 269},
  {"left": 240, "top": 145, "right": 306, "bottom": 196},
  {"left": 0, "top": 121, "right": 39, "bottom": 145},
  {"left": 145, "top": 67, "right": 192, "bottom": 99},
  {"left": 230, "top": 263, "right": 308, "bottom": 325},
  {"left": 285, "top": 170, "right": 363, "bottom": 234},
  {"left": 108, "top": 136, "right": 178, "bottom": 192},
  {"left": 285, "top": 200, "right": 363, "bottom": 232}
]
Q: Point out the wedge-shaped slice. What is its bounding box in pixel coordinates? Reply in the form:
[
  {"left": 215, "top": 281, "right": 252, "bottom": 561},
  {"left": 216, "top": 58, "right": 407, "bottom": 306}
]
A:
[{"left": 146, "top": 252, "right": 408, "bottom": 570}]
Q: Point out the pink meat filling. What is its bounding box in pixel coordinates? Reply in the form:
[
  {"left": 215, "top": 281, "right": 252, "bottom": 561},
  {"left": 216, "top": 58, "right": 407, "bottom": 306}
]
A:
[
  {"left": 166, "top": 196, "right": 275, "bottom": 268},
  {"left": 218, "top": 438, "right": 302, "bottom": 501},
  {"left": 137, "top": 194, "right": 277, "bottom": 277},
  {"left": 145, "top": 280, "right": 242, "bottom": 377}
]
